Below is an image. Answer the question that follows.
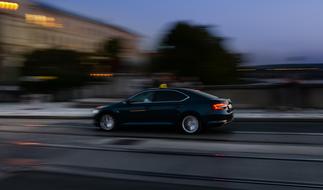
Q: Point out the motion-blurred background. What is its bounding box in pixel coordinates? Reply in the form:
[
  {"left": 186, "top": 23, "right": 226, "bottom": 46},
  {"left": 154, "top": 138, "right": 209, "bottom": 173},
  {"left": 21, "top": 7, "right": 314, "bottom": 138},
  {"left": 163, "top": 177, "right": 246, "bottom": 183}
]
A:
[{"left": 1, "top": 0, "right": 323, "bottom": 109}]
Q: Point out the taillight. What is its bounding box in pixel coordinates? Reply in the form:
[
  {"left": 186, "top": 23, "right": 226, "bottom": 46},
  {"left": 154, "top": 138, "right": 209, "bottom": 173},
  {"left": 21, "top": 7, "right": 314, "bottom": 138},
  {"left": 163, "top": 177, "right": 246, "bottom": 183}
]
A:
[{"left": 212, "top": 103, "right": 228, "bottom": 110}]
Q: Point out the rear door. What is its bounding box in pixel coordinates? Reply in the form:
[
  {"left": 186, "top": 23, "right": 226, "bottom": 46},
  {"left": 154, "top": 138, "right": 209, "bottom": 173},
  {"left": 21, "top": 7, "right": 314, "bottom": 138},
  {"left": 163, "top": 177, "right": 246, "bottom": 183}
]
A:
[{"left": 147, "top": 90, "right": 189, "bottom": 125}]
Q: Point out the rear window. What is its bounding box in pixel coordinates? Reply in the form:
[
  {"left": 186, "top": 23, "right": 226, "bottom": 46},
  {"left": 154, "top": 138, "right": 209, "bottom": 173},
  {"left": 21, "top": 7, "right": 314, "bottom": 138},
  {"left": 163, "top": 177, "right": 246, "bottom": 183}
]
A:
[{"left": 190, "top": 90, "right": 219, "bottom": 99}]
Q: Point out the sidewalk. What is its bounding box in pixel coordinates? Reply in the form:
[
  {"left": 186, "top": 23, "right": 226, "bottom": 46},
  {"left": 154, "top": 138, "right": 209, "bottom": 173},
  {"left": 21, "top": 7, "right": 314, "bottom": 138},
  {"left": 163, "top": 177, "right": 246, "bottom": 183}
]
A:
[
  {"left": 0, "top": 103, "right": 91, "bottom": 118},
  {"left": 1, "top": 102, "right": 323, "bottom": 121}
]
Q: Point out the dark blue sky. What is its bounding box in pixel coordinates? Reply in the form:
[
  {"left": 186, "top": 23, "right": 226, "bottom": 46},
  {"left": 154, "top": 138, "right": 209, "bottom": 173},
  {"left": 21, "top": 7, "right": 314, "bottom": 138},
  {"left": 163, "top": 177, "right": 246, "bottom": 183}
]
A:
[{"left": 37, "top": 0, "right": 323, "bottom": 65}]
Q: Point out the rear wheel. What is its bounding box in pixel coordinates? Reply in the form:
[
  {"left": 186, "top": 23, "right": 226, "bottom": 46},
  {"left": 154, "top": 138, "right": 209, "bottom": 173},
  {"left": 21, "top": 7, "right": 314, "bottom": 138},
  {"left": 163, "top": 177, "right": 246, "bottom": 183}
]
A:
[
  {"left": 99, "top": 114, "right": 116, "bottom": 131},
  {"left": 180, "top": 115, "right": 201, "bottom": 134}
]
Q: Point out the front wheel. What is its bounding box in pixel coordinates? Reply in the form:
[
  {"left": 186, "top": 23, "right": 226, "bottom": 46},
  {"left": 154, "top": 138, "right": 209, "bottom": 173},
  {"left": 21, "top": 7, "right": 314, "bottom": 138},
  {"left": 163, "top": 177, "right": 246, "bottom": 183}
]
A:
[
  {"left": 180, "top": 115, "right": 202, "bottom": 134},
  {"left": 99, "top": 114, "right": 117, "bottom": 131}
]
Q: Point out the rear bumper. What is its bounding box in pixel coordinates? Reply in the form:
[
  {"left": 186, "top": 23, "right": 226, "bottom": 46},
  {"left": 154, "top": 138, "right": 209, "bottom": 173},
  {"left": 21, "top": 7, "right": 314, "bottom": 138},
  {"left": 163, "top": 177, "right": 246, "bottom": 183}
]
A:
[{"left": 205, "top": 112, "right": 234, "bottom": 127}]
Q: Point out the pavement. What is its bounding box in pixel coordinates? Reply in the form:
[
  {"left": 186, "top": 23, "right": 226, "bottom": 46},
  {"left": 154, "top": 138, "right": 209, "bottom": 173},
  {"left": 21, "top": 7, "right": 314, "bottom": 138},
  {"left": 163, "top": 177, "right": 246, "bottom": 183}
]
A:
[
  {"left": 1, "top": 119, "right": 323, "bottom": 189},
  {"left": 0, "top": 101, "right": 322, "bottom": 189},
  {"left": 1, "top": 101, "right": 323, "bottom": 120}
]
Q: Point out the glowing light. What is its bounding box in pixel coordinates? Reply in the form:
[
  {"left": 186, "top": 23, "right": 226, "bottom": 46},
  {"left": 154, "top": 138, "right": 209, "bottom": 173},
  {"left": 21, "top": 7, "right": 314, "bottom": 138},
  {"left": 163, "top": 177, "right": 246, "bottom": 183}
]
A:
[
  {"left": 159, "top": 84, "right": 168, "bottom": 88},
  {"left": 25, "top": 14, "right": 63, "bottom": 28},
  {"left": 31, "top": 76, "right": 58, "bottom": 80},
  {"left": 0, "top": 1, "right": 19, "bottom": 11},
  {"left": 13, "top": 141, "right": 42, "bottom": 146},
  {"left": 212, "top": 103, "right": 228, "bottom": 110},
  {"left": 90, "top": 73, "right": 114, "bottom": 77}
]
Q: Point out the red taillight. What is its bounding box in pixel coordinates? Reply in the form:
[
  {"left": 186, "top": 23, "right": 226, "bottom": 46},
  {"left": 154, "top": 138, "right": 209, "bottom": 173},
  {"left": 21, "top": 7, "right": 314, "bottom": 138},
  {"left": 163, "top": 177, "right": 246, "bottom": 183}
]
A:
[{"left": 212, "top": 103, "right": 228, "bottom": 110}]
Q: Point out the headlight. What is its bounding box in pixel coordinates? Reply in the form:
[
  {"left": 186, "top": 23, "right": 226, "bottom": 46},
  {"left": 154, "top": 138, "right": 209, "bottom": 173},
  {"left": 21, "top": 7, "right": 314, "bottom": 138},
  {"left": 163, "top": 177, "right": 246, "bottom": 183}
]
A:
[
  {"left": 92, "top": 105, "right": 106, "bottom": 115},
  {"left": 92, "top": 109, "right": 99, "bottom": 114}
]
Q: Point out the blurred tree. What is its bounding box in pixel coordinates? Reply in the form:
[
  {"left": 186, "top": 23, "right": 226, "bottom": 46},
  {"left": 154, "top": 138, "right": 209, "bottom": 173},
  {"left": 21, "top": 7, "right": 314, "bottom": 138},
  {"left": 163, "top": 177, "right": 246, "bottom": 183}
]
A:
[
  {"left": 152, "top": 22, "right": 242, "bottom": 84},
  {"left": 21, "top": 49, "right": 90, "bottom": 93},
  {"left": 102, "top": 38, "right": 123, "bottom": 72}
]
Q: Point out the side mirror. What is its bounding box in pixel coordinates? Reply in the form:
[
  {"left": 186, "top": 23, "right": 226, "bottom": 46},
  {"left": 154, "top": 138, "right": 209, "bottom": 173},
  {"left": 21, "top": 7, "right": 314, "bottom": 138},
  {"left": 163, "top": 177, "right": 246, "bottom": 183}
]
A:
[{"left": 124, "top": 99, "right": 133, "bottom": 104}]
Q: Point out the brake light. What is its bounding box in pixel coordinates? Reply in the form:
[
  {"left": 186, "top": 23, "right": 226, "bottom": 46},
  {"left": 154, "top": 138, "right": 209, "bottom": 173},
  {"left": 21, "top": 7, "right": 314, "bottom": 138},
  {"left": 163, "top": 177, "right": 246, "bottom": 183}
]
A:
[{"left": 212, "top": 103, "right": 228, "bottom": 110}]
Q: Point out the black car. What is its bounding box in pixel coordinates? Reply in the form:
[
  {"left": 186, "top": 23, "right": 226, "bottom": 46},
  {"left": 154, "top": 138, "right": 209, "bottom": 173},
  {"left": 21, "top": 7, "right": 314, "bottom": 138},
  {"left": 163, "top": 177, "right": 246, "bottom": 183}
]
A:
[{"left": 93, "top": 88, "right": 233, "bottom": 134}]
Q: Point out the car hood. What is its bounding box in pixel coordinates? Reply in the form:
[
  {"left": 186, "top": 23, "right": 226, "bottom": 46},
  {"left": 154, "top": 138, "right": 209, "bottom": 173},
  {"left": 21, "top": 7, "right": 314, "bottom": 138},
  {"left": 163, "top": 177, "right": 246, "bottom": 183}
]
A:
[{"left": 97, "top": 102, "right": 122, "bottom": 110}]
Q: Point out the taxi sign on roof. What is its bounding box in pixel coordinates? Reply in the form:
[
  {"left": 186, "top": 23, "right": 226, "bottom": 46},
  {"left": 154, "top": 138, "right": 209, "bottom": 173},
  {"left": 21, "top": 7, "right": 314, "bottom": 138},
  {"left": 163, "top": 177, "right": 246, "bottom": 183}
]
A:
[{"left": 159, "top": 84, "right": 168, "bottom": 88}]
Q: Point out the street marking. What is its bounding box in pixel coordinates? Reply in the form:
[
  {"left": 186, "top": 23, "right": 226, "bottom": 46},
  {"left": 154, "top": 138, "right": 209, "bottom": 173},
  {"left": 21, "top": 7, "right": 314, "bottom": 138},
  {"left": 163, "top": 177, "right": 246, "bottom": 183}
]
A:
[
  {"left": 9, "top": 141, "right": 323, "bottom": 164},
  {"left": 25, "top": 124, "right": 47, "bottom": 127},
  {"left": 91, "top": 138, "right": 112, "bottom": 145},
  {"left": 233, "top": 131, "right": 323, "bottom": 136}
]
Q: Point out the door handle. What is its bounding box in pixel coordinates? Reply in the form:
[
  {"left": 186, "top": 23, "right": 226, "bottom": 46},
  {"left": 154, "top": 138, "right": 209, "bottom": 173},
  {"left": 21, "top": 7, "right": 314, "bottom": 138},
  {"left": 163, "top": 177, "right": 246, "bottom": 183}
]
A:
[{"left": 130, "top": 109, "right": 147, "bottom": 112}]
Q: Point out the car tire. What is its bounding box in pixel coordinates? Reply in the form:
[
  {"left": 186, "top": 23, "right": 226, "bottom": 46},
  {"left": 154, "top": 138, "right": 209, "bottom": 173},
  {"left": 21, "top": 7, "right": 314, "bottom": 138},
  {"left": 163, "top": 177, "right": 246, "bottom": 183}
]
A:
[
  {"left": 180, "top": 115, "right": 202, "bottom": 134},
  {"left": 98, "top": 113, "right": 117, "bottom": 131}
]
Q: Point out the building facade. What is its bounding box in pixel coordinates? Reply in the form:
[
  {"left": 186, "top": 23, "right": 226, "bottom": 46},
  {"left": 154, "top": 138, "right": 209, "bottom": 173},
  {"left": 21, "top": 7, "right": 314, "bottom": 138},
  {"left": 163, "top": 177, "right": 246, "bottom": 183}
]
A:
[{"left": 0, "top": 0, "right": 141, "bottom": 84}]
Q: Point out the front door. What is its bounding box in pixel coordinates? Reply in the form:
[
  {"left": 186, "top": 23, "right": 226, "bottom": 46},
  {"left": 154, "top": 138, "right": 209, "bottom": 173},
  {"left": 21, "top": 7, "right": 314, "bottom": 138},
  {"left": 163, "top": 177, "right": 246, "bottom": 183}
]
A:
[{"left": 118, "top": 91, "right": 154, "bottom": 124}]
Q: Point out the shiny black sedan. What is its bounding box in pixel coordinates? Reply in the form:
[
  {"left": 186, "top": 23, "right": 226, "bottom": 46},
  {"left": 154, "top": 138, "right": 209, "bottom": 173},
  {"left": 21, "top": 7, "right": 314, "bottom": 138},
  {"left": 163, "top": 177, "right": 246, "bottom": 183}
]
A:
[{"left": 93, "top": 88, "right": 233, "bottom": 134}]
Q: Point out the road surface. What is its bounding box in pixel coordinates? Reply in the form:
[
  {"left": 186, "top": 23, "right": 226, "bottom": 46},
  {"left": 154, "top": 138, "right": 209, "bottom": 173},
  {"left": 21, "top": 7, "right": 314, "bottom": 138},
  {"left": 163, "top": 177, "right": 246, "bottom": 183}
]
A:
[{"left": 0, "top": 118, "right": 323, "bottom": 190}]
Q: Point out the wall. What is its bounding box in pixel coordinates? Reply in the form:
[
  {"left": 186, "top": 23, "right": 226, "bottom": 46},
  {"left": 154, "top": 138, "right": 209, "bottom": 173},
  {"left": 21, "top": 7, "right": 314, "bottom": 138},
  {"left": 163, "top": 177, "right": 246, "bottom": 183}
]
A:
[
  {"left": 205, "top": 84, "right": 315, "bottom": 109},
  {"left": 53, "top": 75, "right": 149, "bottom": 101},
  {"left": 54, "top": 80, "right": 323, "bottom": 109}
]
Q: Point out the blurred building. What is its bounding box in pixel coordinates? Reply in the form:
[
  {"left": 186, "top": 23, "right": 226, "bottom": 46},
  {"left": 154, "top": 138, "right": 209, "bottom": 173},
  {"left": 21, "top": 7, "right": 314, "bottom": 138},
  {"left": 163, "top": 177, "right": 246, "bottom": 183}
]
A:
[{"left": 0, "top": 0, "right": 141, "bottom": 84}]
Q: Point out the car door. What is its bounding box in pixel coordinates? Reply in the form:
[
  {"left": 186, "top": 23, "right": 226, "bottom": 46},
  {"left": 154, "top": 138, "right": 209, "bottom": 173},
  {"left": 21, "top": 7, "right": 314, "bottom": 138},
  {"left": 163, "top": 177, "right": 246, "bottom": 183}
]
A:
[
  {"left": 147, "top": 90, "right": 188, "bottom": 125},
  {"left": 118, "top": 91, "right": 155, "bottom": 124}
]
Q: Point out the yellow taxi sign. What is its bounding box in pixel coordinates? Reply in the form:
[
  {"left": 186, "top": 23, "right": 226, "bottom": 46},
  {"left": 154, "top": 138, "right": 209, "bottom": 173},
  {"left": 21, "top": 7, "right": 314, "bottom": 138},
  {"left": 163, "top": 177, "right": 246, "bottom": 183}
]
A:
[{"left": 159, "top": 84, "right": 168, "bottom": 88}]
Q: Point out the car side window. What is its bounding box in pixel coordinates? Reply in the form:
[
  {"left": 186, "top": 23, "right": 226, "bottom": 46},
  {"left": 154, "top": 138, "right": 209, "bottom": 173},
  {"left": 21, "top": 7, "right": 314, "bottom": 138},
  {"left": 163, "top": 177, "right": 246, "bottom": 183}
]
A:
[
  {"left": 129, "top": 91, "right": 154, "bottom": 103},
  {"left": 153, "top": 91, "right": 187, "bottom": 102}
]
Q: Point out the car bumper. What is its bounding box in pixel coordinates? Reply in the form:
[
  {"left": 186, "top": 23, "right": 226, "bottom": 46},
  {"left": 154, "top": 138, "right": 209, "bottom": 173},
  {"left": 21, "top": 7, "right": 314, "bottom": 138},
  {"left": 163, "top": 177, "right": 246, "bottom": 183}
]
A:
[
  {"left": 205, "top": 112, "right": 234, "bottom": 127},
  {"left": 93, "top": 111, "right": 101, "bottom": 127}
]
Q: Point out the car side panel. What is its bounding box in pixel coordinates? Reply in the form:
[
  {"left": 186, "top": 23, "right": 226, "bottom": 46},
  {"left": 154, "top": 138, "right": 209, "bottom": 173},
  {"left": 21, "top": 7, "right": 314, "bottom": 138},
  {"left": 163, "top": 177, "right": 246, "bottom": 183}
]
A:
[
  {"left": 117, "top": 103, "right": 150, "bottom": 124},
  {"left": 146, "top": 102, "right": 181, "bottom": 125}
]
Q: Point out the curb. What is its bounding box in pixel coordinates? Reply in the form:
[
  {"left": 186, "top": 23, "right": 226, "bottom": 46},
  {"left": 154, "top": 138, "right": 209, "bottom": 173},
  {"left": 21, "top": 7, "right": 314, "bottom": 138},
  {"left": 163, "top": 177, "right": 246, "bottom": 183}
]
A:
[
  {"left": 0, "top": 115, "right": 92, "bottom": 119},
  {"left": 234, "top": 117, "right": 323, "bottom": 122}
]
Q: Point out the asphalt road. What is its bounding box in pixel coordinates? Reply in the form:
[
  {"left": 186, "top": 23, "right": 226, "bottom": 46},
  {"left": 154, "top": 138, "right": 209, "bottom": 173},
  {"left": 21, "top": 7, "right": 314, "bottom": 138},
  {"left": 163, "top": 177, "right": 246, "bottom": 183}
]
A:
[{"left": 1, "top": 118, "right": 323, "bottom": 189}]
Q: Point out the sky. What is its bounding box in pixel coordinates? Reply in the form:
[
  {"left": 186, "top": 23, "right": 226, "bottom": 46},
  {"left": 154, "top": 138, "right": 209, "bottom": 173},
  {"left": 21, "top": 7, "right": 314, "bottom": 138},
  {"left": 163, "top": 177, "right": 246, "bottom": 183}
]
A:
[{"left": 37, "top": 0, "right": 323, "bottom": 65}]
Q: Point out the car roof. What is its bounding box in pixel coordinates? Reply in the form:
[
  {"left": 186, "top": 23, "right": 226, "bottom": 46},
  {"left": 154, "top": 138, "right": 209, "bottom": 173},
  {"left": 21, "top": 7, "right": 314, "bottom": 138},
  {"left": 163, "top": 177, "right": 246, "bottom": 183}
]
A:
[
  {"left": 136, "top": 88, "right": 221, "bottom": 100},
  {"left": 144, "top": 88, "right": 193, "bottom": 92},
  {"left": 147, "top": 87, "right": 221, "bottom": 99},
  {"left": 142, "top": 88, "right": 206, "bottom": 97},
  {"left": 144, "top": 88, "right": 199, "bottom": 95}
]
